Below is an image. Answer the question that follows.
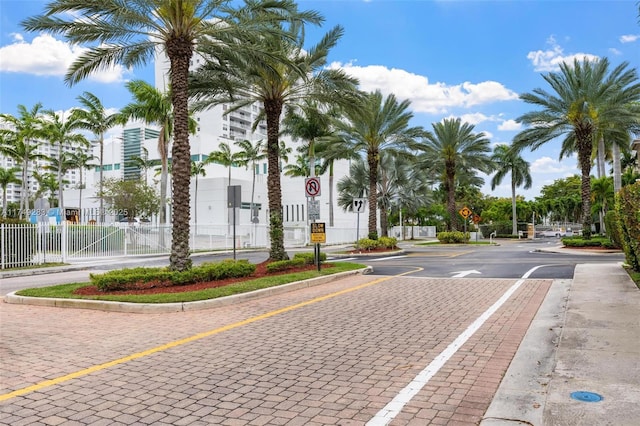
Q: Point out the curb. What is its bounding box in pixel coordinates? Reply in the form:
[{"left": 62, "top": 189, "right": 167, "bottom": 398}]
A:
[{"left": 4, "top": 267, "right": 373, "bottom": 314}]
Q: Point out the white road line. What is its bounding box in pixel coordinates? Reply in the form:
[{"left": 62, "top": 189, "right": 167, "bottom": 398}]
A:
[
  {"left": 330, "top": 257, "right": 357, "bottom": 262},
  {"left": 367, "top": 255, "right": 407, "bottom": 262},
  {"left": 366, "top": 264, "right": 549, "bottom": 426}
]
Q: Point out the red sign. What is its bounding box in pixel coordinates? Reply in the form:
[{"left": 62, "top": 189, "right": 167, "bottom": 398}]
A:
[{"left": 305, "top": 177, "right": 321, "bottom": 197}]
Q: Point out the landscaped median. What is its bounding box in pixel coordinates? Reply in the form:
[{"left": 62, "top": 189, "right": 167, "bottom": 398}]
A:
[{"left": 5, "top": 260, "right": 370, "bottom": 314}]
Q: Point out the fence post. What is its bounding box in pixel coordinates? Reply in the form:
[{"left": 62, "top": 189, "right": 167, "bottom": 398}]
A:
[
  {"left": 61, "top": 222, "right": 67, "bottom": 263},
  {"left": 1, "top": 224, "right": 4, "bottom": 270}
]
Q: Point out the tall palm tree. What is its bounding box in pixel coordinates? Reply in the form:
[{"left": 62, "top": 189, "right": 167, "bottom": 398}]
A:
[
  {"left": 70, "top": 92, "right": 121, "bottom": 223},
  {"left": 491, "top": 144, "right": 532, "bottom": 235},
  {"left": 191, "top": 19, "right": 359, "bottom": 260},
  {"left": 417, "top": 118, "right": 494, "bottom": 231},
  {"left": 333, "top": 91, "right": 425, "bottom": 238},
  {"left": 235, "top": 138, "right": 266, "bottom": 223},
  {"left": 513, "top": 57, "right": 640, "bottom": 238},
  {"left": 0, "top": 103, "right": 47, "bottom": 219},
  {"left": 32, "top": 171, "right": 61, "bottom": 207},
  {"left": 67, "top": 150, "right": 97, "bottom": 223},
  {"left": 22, "top": 0, "right": 306, "bottom": 270},
  {"left": 41, "top": 110, "right": 90, "bottom": 214},
  {"left": 191, "top": 160, "right": 207, "bottom": 235},
  {"left": 118, "top": 80, "right": 194, "bottom": 225},
  {"left": 0, "top": 166, "right": 21, "bottom": 218},
  {"left": 127, "top": 147, "right": 160, "bottom": 185}
]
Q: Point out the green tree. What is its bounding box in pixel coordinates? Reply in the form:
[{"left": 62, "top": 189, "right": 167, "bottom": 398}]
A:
[
  {"left": 191, "top": 16, "right": 359, "bottom": 260},
  {"left": 0, "top": 166, "right": 21, "bottom": 217},
  {"left": 67, "top": 150, "right": 97, "bottom": 222},
  {"left": 41, "top": 110, "right": 90, "bottom": 213},
  {"left": 234, "top": 139, "right": 266, "bottom": 223},
  {"left": 334, "top": 91, "right": 425, "bottom": 238},
  {"left": 127, "top": 147, "right": 160, "bottom": 185},
  {"left": 417, "top": 118, "right": 493, "bottom": 231},
  {"left": 70, "top": 92, "right": 122, "bottom": 223},
  {"left": 491, "top": 144, "right": 532, "bottom": 235},
  {"left": 32, "top": 171, "right": 61, "bottom": 206},
  {"left": 590, "top": 176, "right": 614, "bottom": 233},
  {"left": 191, "top": 160, "right": 207, "bottom": 235},
  {"left": 101, "top": 178, "right": 159, "bottom": 221},
  {"left": 206, "top": 141, "right": 242, "bottom": 187},
  {"left": 119, "top": 80, "right": 196, "bottom": 225},
  {"left": 22, "top": 0, "right": 304, "bottom": 270},
  {"left": 0, "top": 103, "right": 48, "bottom": 218},
  {"left": 513, "top": 58, "right": 640, "bottom": 238}
]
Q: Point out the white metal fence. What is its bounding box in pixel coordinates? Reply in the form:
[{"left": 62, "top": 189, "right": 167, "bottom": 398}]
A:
[{"left": 1, "top": 222, "right": 369, "bottom": 269}]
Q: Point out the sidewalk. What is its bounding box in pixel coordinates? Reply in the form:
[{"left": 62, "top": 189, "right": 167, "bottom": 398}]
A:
[{"left": 482, "top": 262, "right": 640, "bottom": 425}]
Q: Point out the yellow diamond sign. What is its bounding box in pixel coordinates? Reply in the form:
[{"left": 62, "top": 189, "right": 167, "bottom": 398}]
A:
[{"left": 459, "top": 206, "right": 472, "bottom": 219}]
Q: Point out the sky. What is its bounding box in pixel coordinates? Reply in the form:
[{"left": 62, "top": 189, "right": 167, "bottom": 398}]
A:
[{"left": 1, "top": 0, "right": 639, "bottom": 201}]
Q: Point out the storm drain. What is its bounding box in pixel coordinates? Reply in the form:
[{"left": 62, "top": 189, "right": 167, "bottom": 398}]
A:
[{"left": 570, "top": 391, "right": 603, "bottom": 402}]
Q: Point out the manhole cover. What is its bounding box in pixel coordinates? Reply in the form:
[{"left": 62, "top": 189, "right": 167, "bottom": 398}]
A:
[{"left": 570, "top": 391, "right": 603, "bottom": 402}]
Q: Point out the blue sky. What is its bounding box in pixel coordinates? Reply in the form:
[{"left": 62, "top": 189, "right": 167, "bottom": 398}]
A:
[{"left": 1, "top": 0, "right": 639, "bottom": 200}]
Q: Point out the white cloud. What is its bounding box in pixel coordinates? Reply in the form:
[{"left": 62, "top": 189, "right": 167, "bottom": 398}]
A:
[
  {"left": 608, "top": 47, "right": 622, "bottom": 56},
  {"left": 328, "top": 62, "right": 518, "bottom": 114},
  {"left": 0, "top": 33, "right": 128, "bottom": 83},
  {"left": 497, "top": 119, "right": 521, "bottom": 131},
  {"left": 530, "top": 156, "right": 578, "bottom": 174},
  {"left": 527, "top": 36, "right": 599, "bottom": 72},
  {"left": 620, "top": 34, "right": 640, "bottom": 43}
]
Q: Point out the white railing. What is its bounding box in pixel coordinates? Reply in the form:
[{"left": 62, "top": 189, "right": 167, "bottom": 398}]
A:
[{"left": 1, "top": 222, "right": 369, "bottom": 269}]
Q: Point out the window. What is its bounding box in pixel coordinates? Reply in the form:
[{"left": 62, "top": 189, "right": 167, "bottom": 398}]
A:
[{"left": 263, "top": 163, "right": 267, "bottom": 174}]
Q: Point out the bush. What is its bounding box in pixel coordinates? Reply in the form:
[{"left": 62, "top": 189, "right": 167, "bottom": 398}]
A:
[
  {"left": 561, "top": 236, "right": 618, "bottom": 249},
  {"left": 367, "top": 232, "right": 378, "bottom": 240},
  {"left": 616, "top": 182, "right": 640, "bottom": 270},
  {"left": 293, "top": 252, "right": 326, "bottom": 265},
  {"left": 604, "top": 210, "right": 622, "bottom": 248},
  {"left": 356, "top": 238, "right": 378, "bottom": 250},
  {"left": 437, "top": 231, "right": 470, "bottom": 244},
  {"left": 90, "top": 259, "right": 256, "bottom": 292},
  {"left": 266, "top": 257, "right": 306, "bottom": 273},
  {"left": 377, "top": 236, "right": 398, "bottom": 249}
]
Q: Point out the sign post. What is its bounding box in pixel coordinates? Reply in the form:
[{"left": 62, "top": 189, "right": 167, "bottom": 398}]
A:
[
  {"left": 353, "top": 198, "right": 365, "bottom": 247},
  {"left": 459, "top": 206, "right": 472, "bottom": 235},
  {"left": 305, "top": 177, "right": 322, "bottom": 267},
  {"left": 227, "top": 185, "right": 241, "bottom": 259},
  {"left": 310, "top": 222, "right": 326, "bottom": 271}
]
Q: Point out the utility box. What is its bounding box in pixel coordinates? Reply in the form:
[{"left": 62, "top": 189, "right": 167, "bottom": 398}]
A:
[{"left": 527, "top": 223, "right": 535, "bottom": 239}]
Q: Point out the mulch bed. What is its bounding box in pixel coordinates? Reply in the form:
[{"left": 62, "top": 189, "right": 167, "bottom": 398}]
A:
[{"left": 73, "top": 261, "right": 334, "bottom": 296}]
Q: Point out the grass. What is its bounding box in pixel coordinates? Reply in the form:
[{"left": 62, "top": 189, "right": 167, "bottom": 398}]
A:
[
  {"left": 16, "top": 262, "right": 367, "bottom": 304},
  {"left": 624, "top": 266, "right": 640, "bottom": 290}
]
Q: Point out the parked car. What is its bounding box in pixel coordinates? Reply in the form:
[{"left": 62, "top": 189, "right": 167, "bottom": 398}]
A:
[{"left": 538, "top": 228, "right": 572, "bottom": 238}]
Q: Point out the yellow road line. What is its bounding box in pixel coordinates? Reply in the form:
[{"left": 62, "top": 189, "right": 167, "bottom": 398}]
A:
[{"left": 1, "top": 268, "right": 420, "bottom": 402}]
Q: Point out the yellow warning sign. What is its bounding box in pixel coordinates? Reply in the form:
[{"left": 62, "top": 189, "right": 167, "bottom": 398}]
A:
[
  {"left": 459, "top": 206, "right": 472, "bottom": 219},
  {"left": 310, "top": 222, "right": 326, "bottom": 243}
]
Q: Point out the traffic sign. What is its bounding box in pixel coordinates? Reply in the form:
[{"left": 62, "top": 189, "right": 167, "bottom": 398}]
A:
[
  {"left": 353, "top": 198, "right": 366, "bottom": 213},
  {"left": 305, "top": 177, "right": 321, "bottom": 197},
  {"left": 459, "top": 206, "right": 472, "bottom": 219},
  {"left": 308, "top": 199, "right": 320, "bottom": 220},
  {"left": 310, "top": 222, "right": 326, "bottom": 243},
  {"left": 472, "top": 214, "right": 481, "bottom": 224}
]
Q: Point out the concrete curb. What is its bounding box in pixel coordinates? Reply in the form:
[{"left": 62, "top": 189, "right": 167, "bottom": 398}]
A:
[{"left": 4, "top": 267, "right": 373, "bottom": 314}]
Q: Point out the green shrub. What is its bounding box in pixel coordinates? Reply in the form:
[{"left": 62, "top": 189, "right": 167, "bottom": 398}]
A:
[
  {"left": 562, "top": 236, "right": 617, "bottom": 248},
  {"left": 266, "top": 257, "right": 306, "bottom": 273},
  {"left": 616, "top": 182, "right": 640, "bottom": 270},
  {"left": 378, "top": 236, "right": 398, "bottom": 249},
  {"left": 367, "top": 231, "right": 378, "bottom": 240},
  {"left": 293, "top": 252, "right": 326, "bottom": 265},
  {"left": 604, "top": 210, "right": 622, "bottom": 249},
  {"left": 90, "top": 259, "right": 256, "bottom": 292},
  {"left": 356, "top": 238, "right": 379, "bottom": 250},
  {"left": 437, "top": 231, "right": 470, "bottom": 244}
]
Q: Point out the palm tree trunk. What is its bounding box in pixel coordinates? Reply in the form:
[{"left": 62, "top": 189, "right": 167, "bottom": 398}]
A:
[
  {"left": 367, "top": 150, "right": 378, "bottom": 239},
  {"left": 99, "top": 136, "right": 104, "bottom": 222},
  {"left": 194, "top": 175, "right": 198, "bottom": 235},
  {"left": 578, "top": 139, "right": 593, "bottom": 239},
  {"left": 265, "top": 99, "right": 287, "bottom": 261},
  {"left": 329, "top": 161, "right": 334, "bottom": 227},
  {"left": 597, "top": 137, "right": 606, "bottom": 178},
  {"left": 446, "top": 166, "right": 457, "bottom": 231},
  {"left": 78, "top": 169, "right": 83, "bottom": 223},
  {"left": 511, "top": 178, "right": 517, "bottom": 236},
  {"left": 160, "top": 160, "right": 168, "bottom": 224},
  {"left": 613, "top": 143, "right": 622, "bottom": 193},
  {"left": 167, "top": 40, "right": 193, "bottom": 271},
  {"left": 57, "top": 143, "right": 64, "bottom": 218}
]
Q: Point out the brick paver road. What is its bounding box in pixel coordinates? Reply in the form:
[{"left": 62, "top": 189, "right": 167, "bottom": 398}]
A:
[{"left": 1, "top": 273, "right": 550, "bottom": 425}]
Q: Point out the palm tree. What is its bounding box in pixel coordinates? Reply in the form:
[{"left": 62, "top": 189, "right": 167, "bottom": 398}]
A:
[
  {"left": 590, "top": 176, "right": 614, "bottom": 234},
  {"left": 191, "top": 160, "right": 207, "bottom": 235},
  {"left": 41, "top": 110, "right": 89, "bottom": 215},
  {"left": 0, "top": 166, "right": 21, "bottom": 217},
  {"left": 206, "top": 141, "right": 242, "bottom": 187},
  {"left": 333, "top": 91, "right": 425, "bottom": 238},
  {"left": 33, "top": 171, "right": 61, "bottom": 207},
  {"left": 191, "top": 20, "right": 359, "bottom": 260},
  {"left": 417, "top": 118, "right": 494, "bottom": 231},
  {"left": 127, "top": 147, "right": 160, "bottom": 185},
  {"left": 22, "top": 0, "right": 306, "bottom": 270},
  {"left": 70, "top": 92, "right": 121, "bottom": 223},
  {"left": 0, "top": 103, "right": 47, "bottom": 219},
  {"left": 491, "top": 144, "right": 532, "bottom": 235},
  {"left": 234, "top": 139, "right": 266, "bottom": 223},
  {"left": 119, "top": 80, "right": 194, "bottom": 225},
  {"left": 513, "top": 58, "right": 640, "bottom": 238},
  {"left": 67, "top": 150, "right": 97, "bottom": 223}
]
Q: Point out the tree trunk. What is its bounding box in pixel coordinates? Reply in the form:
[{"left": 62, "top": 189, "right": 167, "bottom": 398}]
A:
[
  {"left": 264, "top": 99, "right": 287, "bottom": 261},
  {"left": 167, "top": 37, "right": 194, "bottom": 271},
  {"left": 367, "top": 149, "right": 378, "bottom": 239},
  {"left": 578, "top": 137, "right": 593, "bottom": 239},
  {"left": 446, "top": 162, "right": 457, "bottom": 231},
  {"left": 99, "top": 135, "right": 104, "bottom": 222},
  {"left": 57, "top": 142, "right": 64, "bottom": 219},
  {"left": 511, "top": 177, "right": 517, "bottom": 236},
  {"left": 328, "top": 161, "right": 334, "bottom": 227},
  {"left": 613, "top": 143, "right": 622, "bottom": 193},
  {"left": 159, "top": 131, "right": 168, "bottom": 225},
  {"left": 597, "top": 137, "right": 606, "bottom": 178}
]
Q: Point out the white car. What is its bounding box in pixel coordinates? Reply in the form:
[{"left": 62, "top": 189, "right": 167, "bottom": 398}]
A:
[{"left": 539, "top": 229, "right": 566, "bottom": 238}]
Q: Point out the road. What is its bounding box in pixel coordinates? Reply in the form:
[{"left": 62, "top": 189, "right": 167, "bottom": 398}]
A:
[{"left": 0, "top": 239, "right": 625, "bottom": 425}]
